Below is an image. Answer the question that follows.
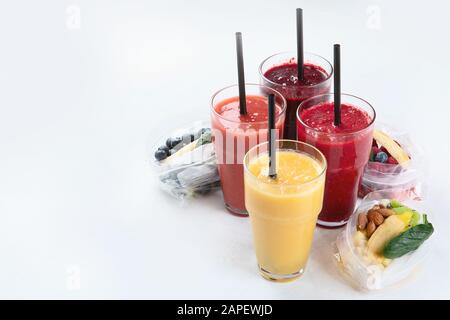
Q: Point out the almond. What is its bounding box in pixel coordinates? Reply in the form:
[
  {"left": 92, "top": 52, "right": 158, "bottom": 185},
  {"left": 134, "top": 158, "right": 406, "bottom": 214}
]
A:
[
  {"left": 378, "top": 208, "right": 395, "bottom": 218},
  {"left": 366, "top": 221, "right": 376, "bottom": 238},
  {"left": 357, "top": 213, "right": 368, "bottom": 231},
  {"left": 367, "top": 209, "right": 384, "bottom": 226}
]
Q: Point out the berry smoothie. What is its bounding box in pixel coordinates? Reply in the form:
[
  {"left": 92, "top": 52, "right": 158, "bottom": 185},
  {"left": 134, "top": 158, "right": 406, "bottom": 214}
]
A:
[
  {"left": 297, "top": 95, "right": 375, "bottom": 227},
  {"left": 260, "top": 53, "right": 332, "bottom": 140},
  {"left": 211, "top": 85, "right": 286, "bottom": 216}
]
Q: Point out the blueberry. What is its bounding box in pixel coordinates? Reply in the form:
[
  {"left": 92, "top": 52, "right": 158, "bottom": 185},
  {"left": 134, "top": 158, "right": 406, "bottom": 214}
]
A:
[
  {"left": 154, "top": 149, "right": 168, "bottom": 161},
  {"left": 158, "top": 145, "right": 170, "bottom": 155},
  {"left": 182, "top": 133, "right": 194, "bottom": 143},
  {"left": 375, "top": 151, "right": 388, "bottom": 163},
  {"left": 173, "top": 137, "right": 183, "bottom": 146},
  {"left": 166, "top": 137, "right": 182, "bottom": 148}
]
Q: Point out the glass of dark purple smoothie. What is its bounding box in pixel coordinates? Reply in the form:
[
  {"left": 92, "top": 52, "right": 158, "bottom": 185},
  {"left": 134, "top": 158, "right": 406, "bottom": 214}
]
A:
[{"left": 259, "top": 52, "right": 333, "bottom": 140}]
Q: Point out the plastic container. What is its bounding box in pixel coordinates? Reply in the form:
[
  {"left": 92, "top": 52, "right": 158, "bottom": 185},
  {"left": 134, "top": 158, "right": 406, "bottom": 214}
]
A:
[
  {"left": 359, "top": 123, "right": 427, "bottom": 200},
  {"left": 335, "top": 189, "right": 433, "bottom": 291},
  {"left": 149, "top": 120, "right": 220, "bottom": 201}
]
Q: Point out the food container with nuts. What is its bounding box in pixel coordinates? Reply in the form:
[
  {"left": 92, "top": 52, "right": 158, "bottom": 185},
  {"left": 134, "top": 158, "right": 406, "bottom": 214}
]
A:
[{"left": 335, "top": 189, "right": 434, "bottom": 291}]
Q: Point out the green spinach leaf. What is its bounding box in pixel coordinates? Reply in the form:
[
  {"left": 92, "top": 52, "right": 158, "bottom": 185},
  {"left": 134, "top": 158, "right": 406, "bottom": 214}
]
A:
[{"left": 383, "top": 218, "right": 434, "bottom": 259}]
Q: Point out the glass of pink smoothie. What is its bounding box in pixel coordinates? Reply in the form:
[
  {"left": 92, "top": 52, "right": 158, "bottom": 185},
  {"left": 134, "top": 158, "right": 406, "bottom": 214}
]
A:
[
  {"left": 211, "top": 84, "right": 286, "bottom": 216},
  {"left": 259, "top": 52, "right": 333, "bottom": 141},
  {"left": 297, "top": 93, "right": 376, "bottom": 227}
]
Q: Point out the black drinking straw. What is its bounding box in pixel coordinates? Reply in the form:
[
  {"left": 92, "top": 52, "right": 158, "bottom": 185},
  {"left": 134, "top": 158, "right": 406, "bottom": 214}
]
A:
[
  {"left": 268, "top": 94, "right": 277, "bottom": 179},
  {"left": 333, "top": 44, "right": 341, "bottom": 126},
  {"left": 296, "top": 8, "right": 304, "bottom": 81},
  {"left": 235, "top": 32, "right": 247, "bottom": 115}
]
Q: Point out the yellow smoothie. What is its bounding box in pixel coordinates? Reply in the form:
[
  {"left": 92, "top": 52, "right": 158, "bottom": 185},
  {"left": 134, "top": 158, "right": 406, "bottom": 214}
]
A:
[{"left": 244, "top": 147, "right": 326, "bottom": 281}]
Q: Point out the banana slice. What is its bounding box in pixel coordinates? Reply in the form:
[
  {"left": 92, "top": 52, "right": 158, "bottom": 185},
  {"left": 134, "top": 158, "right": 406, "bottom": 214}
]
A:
[
  {"left": 163, "top": 139, "right": 199, "bottom": 164},
  {"left": 373, "top": 130, "right": 410, "bottom": 165},
  {"left": 367, "top": 215, "right": 406, "bottom": 255}
]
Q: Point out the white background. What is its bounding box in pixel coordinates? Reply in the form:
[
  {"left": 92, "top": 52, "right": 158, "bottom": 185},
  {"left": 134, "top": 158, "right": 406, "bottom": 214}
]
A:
[{"left": 0, "top": 0, "right": 449, "bottom": 299}]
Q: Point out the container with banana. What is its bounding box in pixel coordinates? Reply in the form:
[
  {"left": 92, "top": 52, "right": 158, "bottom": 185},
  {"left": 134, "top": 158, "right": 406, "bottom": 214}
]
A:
[
  {"left": 335, "top": 193, "right": 433, "bottom": 290},
  {"left": 359, "top": 124, "right": 427, "bottom": 199}
]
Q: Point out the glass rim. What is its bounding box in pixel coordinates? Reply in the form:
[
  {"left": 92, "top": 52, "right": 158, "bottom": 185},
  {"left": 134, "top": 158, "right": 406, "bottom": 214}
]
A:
[
  {"left": 258, "top": 51, "right": 334, "bottom": 88},
  {"left": 296, "top": 93, "right": 377, "bottom": 137},
  {"left": 210, "top": 83, "right": 287, "bottom": 124},
  {"left": 243, "top": 139, "right": 327, "bottom": 187}
]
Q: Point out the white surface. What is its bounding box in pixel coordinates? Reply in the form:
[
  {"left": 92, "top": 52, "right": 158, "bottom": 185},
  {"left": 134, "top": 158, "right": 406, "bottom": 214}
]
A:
[{"left": 0, "top": 0, "right": 449, "bottom": 299}]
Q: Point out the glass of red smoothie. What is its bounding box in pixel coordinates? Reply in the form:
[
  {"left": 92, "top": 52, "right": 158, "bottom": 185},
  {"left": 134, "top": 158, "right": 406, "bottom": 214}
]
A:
[
  {"left": 297, "top": 93, "right": 376, "bottom": 227},
  {"left": 259, "top": 52, "right": 333, "bottom": 140},
  {"left": 211, "top": 84, "right": 286, "bottom": 216}
]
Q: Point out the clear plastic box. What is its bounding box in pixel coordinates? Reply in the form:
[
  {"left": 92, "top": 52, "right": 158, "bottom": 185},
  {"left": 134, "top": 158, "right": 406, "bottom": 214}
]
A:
[
  {"left": 335, "top": 189, "right": 433, "bottom": 291},
  {"left": 359, "top": 123, "right": 427, "bottom": 200},
  {"left": 149, "top": 120, "right": 220, "bottom": 200}
]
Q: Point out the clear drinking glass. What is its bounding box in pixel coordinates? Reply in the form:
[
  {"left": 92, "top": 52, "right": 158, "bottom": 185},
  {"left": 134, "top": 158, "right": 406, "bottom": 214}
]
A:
[
  {"left": 211, "top": 84, "right": 286, "bottom": 216},
  {"left": 297, "top": 93, "right": 376, "bottom": 227},
  {"left": 244, "top": 140, "right": 326, "bottom": 281},
  {"left": 259, "top": 52, "right": 333, "bottom": 140}
]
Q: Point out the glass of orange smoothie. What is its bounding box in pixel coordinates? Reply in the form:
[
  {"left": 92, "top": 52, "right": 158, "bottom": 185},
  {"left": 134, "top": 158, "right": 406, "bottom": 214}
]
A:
[{"left": 244, "top": 140, "right": 326, "bottom": 281}]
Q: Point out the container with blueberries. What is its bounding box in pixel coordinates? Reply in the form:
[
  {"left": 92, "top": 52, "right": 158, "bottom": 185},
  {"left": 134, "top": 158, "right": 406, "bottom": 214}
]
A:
[
  {"left": 150, "top": 121, "right": 220, "bottom": 200},
  {"left": 359, "top": 124, "right": 427, "bottom": 200}
]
